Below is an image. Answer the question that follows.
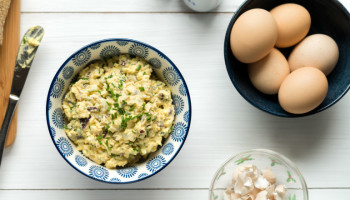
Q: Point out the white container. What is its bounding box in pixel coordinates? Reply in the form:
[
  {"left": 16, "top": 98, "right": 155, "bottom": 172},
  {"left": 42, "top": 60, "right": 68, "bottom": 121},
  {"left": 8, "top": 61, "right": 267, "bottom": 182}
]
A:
[{"left": 184, "top": 0, "right": 223, "bottom": 12}]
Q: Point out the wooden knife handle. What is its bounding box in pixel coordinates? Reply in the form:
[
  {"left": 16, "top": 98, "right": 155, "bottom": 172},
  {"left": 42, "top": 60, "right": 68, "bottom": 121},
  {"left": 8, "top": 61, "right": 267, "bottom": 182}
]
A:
[{"left": 0, "top": 0, "right": 20, "bottom": 147}]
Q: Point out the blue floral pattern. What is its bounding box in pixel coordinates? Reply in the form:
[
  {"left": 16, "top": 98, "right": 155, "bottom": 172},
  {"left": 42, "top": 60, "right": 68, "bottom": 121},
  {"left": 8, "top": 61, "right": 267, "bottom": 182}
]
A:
[
  {"left": 171, "top": 122, "right": 187, "bottom": 142},
  {"left": 146, "top": 155, "right": 166, "bottom": 173},
  {"left": 110, "top": 178, "right": 121, "bottom": 182},
  {"left": 117, "top": 41, "right": 129, "bottom": 46},
  {"left": 50, "top": 126, "right": 56, "bottom": 138},
  {"left": 62, "top": 66, "right": 74, "bottom": 80},
  {"left": 179, "top": 84, "right": 187, "bottom": 96},
  {"left": 100, "top": 45, "right": 120, "bottom": 58},
  {"left": 48, "top": 100, "right": 52, "bottom": 111},
  {"left": 163, "top": 67, "right": 180, "bottom": 86},
  {"left": 162, "top": 143, "right": 174, "bottom": 155},
  {"left": 50, "top": 78, "right": 64, "bottom": 98},
  {"left": 184, "top": 110, "right": 190, "bottom": 123},
  {"left": 149, "top": 58, "right": 162, "bottom": 69},
  {"left": 57, "top": 137, "right": 73, "bottom": 157},
  {"left": 52, "top": 108, "right": 64, "bottom": 129},
  {"left": 73, "top": 49, "right": 91, "bottom": 66},
  {"left": 117, "top": 167, "right": 138, "bottom": 178},
  {"left": 89, "top": 165, "right": 109, "bottom": 181},
  {"left": 138, "top": 173, "right": 148, "bottom": 179},
  {"left": 90, "top": 43, "right": 101, "bottom": 50},
  {"left": 172, "top": 95, "right": 184, "bottom": 115},
  {"left": 75, "top": 155, "right": 87, "bottom": 167},
  {"left": 129, "top": 44, "right": 149, "bottom": 58}
]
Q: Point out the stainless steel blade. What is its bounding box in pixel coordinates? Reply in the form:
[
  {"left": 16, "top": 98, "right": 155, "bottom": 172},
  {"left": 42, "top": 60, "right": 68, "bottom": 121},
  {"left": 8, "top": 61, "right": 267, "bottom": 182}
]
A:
[
  {"left": 10, "top": 25, "right": 44, "bottom": 98},
  {"left": 0, "top": 25, "right": 44, "bottom": 167}
]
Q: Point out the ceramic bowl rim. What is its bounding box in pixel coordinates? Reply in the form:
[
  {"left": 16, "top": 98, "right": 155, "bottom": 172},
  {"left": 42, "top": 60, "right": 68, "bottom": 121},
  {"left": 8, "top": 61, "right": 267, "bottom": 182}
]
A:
[
  {"left": 46, "top": 38, "right": 192, "bottom": 184},
  {"left": 223, "top": 0, "right": 350, "bottom": 118},
  {"left": 209, "top": 149, "right": 309, "bottom": 200}
]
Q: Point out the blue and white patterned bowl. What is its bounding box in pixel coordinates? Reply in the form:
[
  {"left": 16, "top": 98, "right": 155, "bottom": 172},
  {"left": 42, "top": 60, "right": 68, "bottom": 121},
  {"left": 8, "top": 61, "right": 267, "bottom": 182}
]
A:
[{"left": 46, "top": 39, "right": 192, "bottom": 183}]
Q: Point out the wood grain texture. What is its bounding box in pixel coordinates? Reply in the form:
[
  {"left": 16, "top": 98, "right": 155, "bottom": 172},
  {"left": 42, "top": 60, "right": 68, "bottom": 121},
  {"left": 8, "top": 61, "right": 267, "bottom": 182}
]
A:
[
  {"left": 0, "top": 13, "right": 349, "bottom": 190},
  {"left": 20, "top": 0, "right": 245, "bottom": 12},
  {"left": 0, "top": 189, "right": 349, "bottom": 199},
  {"left": 20, "top": 0, "right": 350, "bottom": 13},
  {"left": 0, "top": 0, "right": 20, "bottom": 147}
]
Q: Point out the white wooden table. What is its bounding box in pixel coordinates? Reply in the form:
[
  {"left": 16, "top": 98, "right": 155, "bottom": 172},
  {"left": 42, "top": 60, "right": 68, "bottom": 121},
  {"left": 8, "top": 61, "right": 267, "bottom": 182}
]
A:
[{"left": 1, "top": 0, "right": 350, "bottom": 199}]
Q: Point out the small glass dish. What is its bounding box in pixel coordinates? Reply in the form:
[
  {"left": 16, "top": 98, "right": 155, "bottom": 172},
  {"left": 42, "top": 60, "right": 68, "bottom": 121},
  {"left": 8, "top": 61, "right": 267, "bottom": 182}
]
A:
[{"left": 209, "top": 149, "right": 308, "bottom": 200}]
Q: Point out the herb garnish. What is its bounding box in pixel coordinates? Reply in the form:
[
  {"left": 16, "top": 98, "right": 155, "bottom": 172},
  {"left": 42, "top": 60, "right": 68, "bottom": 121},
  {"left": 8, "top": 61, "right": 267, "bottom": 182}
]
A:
[
  {"left": 96, "top": 135, "right": 103, "bottom": 145},
  {"left": 136, "top": 65, "right": 141, "bottom": 71},
  {"left": 129, "top": 104, "right": 136, "bottom": 111},
  {"left": 139, "top": 87, "right": 145, "bottom": 92},
  {"left": 106, "top": 140, "right": 111, "bottom": 151},
  {"left": 118, "top": 80, "right": 124, "bottom": 90}
]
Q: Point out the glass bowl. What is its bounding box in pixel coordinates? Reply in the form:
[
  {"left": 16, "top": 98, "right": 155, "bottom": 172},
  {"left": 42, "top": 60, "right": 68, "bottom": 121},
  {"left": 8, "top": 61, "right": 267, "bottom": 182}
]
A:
[{"left": 209, "top": 149, "right": 308, "bottom": 200}]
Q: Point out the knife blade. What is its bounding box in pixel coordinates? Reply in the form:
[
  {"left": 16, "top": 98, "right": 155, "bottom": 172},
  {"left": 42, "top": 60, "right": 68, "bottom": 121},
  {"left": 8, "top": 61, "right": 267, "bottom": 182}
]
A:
[{"left": 0, "top": 25, "right": 44, "bottom": 166}]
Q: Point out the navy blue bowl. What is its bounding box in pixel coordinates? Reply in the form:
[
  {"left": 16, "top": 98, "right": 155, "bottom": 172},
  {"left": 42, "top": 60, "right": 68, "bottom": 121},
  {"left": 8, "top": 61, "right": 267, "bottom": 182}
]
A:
[{"left": 224, "top": 0, "right": 350, "bottom": 117}]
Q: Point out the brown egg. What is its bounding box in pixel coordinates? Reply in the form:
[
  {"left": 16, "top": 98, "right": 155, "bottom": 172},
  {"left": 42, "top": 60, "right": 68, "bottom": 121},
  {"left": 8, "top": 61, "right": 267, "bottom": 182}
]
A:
[
  {"left": 278, "top": 67, "right": 328, "bottom": 114},
  {"left": 230, "top": 8, "right": 278, "bottom": 63},
  {"left": 288, "top": 34, "right": 339, "bottom": 75},
  {"left": 248, "top": 48, "right": 290, "bottom": 95},
  {"left": 270, "top": 3, "right": 311, "bottom": 48}
]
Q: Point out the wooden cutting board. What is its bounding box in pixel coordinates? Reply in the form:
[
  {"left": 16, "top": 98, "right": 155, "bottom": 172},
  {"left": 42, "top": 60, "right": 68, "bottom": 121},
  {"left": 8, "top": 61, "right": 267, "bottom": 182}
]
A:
[{"left": 0, "top": 0, "right": 20, "bottom": 147}]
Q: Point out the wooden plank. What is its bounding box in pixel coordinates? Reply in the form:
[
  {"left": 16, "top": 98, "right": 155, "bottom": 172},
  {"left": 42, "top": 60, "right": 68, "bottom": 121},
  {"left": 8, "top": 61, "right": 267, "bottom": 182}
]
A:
[
  {"left": 0, "top": 189, "right": 349, "bottom": 199},
  {"left": 21, "top": 0, "right": 245, "bottom": 12},
  {"left": 0, "top": 13, "right": 349, "bottom": 189},
  {"left": 20, "top": 0, "right": 350, "bottom": 13},
  {"left": 0, "top": 0, "right": 21, "bottom": 147}
]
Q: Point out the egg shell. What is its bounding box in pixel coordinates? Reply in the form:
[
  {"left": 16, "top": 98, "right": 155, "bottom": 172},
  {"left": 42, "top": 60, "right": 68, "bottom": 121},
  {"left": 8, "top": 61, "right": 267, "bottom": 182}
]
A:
[
  {"left": 262, "top": 168, "right": 276, "bottom": 185},
  {"left": 230, "top": 8, "right": 278, "bottom": 63},
  {"left": 271, "top": 3, "right": 311, "bottom": 48},
  {"left": 278, "top": 67, "right": 328, "bottom": 114},
  {"left": 248, "top": 48, "right": 290, "bottom": 95},
  {"left": 288, "top": 34, "right": 339, "bottom": 75}
]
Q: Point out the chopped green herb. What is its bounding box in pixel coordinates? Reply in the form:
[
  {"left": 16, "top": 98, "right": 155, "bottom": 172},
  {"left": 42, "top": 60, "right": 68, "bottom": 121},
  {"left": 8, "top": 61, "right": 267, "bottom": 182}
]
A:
[
  {"left": 108, "top": 74, "right": 113, "bottom": 79},
  {"left": 129, "top": 104, "right": 136, "bottom": 111},
  {"left": 81, "top": 77, "right": 89, "bottom": 80},
  {"left": 136, "top": 65, "right": 141, "bottom": 71},
  {"left": 106, "top": 140, "right": 111, "bottom": 151},
  {"left": 122, "top": 100, "right": 127, "bottom": 107},
  {"left": 63, "top": 126, "right": 70, "bottom": 130},
  {"left": 114, "top": 93, "right": 121, "bottom": 101},
  {"left": 132, "top": 130, "right": 136, "bottom": 134},
  {"left": 120, "top": 115, "right": 134, "bottom": 130},
  {"left": 111, "top": 83, "right": 117, "bottom": 88},
  {"left": 142, "top": 103, "right": 145, "bottom": 111},
  {"left": 118, "top": 80, "right": 124, "bottom": 90},
  {"left": 98, "top": 68, "right": 101, "bottom": 74},
  {"left": 136, "top": 113, "right": 143, "bottom": 121},
  {"left": 111, "top": 153, "right": 117, "bottom": 157},
  {"left": 22, "top": 36, "right": 28, "bottom": 43},
  {"left": 112, "top": 112, "right": 118, "bottom": 120},
  {"left": 133, "top": 147, "right": 140, "bottom": 152},
  {"left": 139, "top": 87, "right": 145, "bottom": 92},
  {"left": 106, "top": 102, "right": 112, "bottom": 112},
  {"left": 152, "top": 117, "right": 157, "bottom": 121},
  {"left": 96, "top": 135, "right": 103, "bottom": 145}
]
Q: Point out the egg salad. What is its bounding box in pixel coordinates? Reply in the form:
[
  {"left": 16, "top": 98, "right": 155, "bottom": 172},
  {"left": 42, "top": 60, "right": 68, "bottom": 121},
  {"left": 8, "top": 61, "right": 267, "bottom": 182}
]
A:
[{"left": 62, "top": 55, "right": 175, "bottom": 169}]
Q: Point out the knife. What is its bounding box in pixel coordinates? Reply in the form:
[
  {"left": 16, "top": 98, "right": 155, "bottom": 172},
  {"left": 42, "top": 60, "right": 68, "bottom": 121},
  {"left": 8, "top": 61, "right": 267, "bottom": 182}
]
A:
[{"left": 0, "top": 25, "right": 44, "bottom": 166}]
